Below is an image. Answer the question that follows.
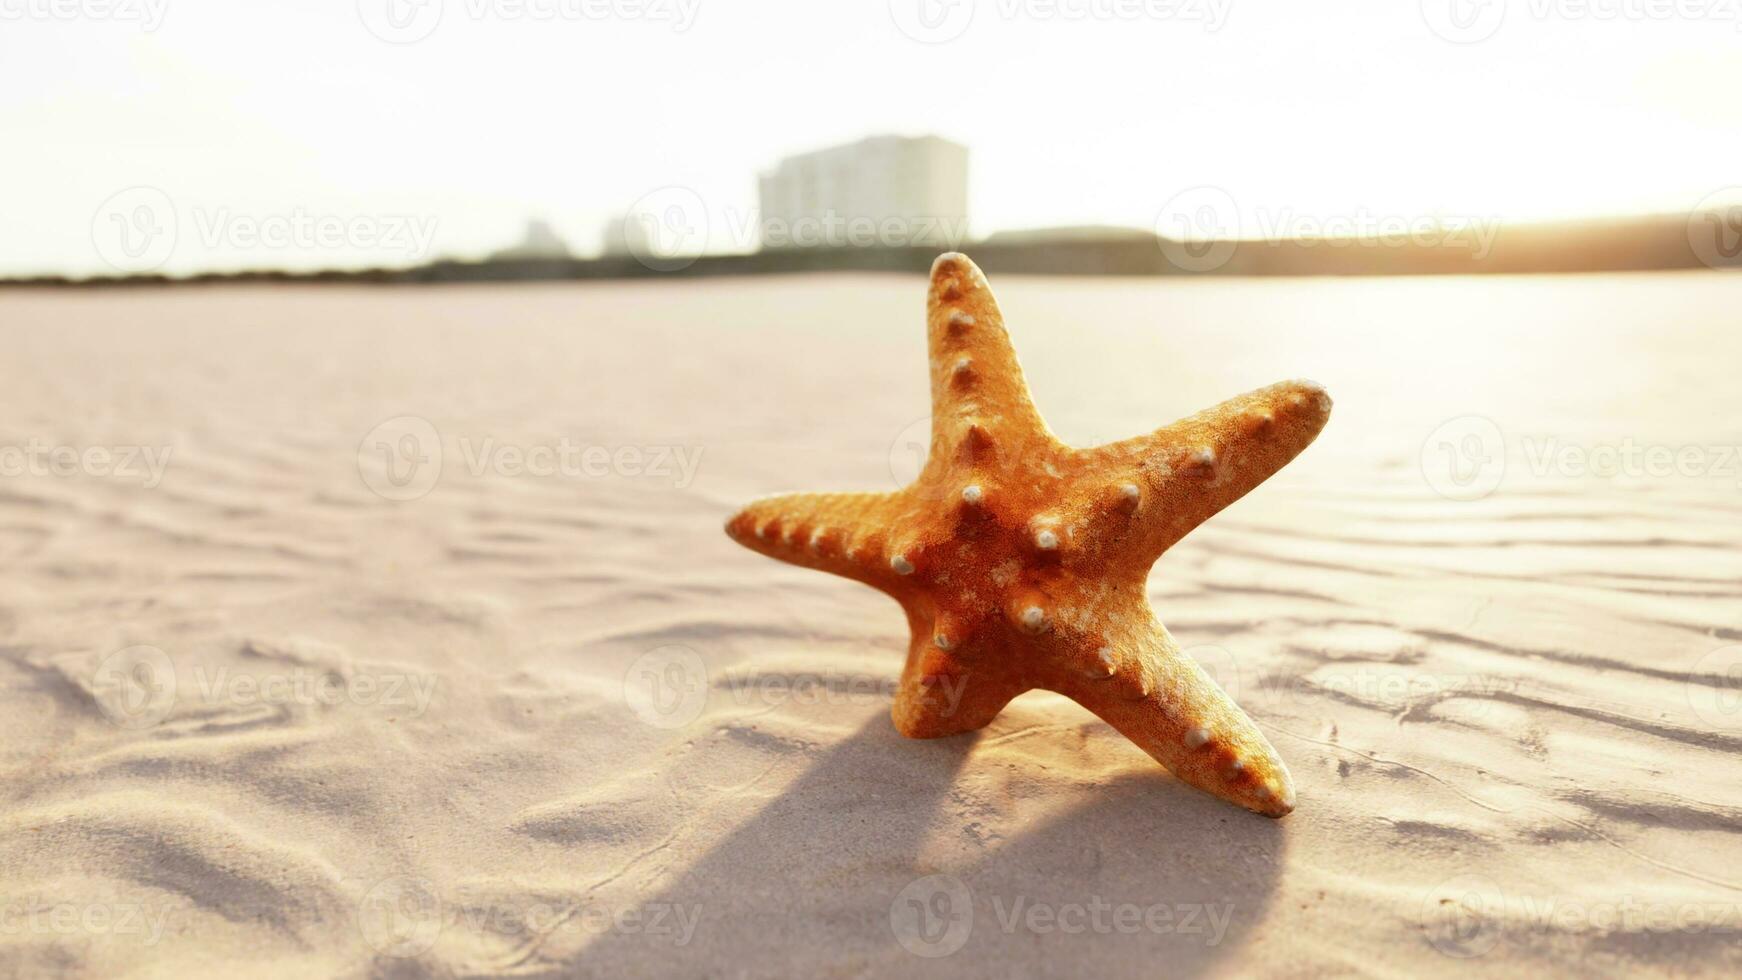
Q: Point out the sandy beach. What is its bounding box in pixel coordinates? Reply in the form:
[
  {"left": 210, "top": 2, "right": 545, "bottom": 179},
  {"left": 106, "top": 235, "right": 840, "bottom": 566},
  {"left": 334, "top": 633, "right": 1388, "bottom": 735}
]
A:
[{"left": 3, "top": 270, "right": 1741, "bottom": 978}]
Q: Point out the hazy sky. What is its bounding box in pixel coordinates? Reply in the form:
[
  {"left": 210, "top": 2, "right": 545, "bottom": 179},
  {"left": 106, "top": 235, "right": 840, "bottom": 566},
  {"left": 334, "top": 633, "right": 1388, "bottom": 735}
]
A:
[{"left": 3, "top": 0, "right": 1740, "bottom": 276}]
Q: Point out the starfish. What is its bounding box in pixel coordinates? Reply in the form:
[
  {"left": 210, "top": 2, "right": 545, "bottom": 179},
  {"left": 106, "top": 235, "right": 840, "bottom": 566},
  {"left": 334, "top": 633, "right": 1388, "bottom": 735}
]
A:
[{"left": 724, "top": 253, "right": 1331, "bottom": 817}]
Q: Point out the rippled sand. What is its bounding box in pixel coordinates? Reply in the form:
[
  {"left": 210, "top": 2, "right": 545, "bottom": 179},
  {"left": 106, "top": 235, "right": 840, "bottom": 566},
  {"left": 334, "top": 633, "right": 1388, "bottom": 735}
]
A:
[{"left": 2, "top": 271, "right": 1740, "bottom": 978}]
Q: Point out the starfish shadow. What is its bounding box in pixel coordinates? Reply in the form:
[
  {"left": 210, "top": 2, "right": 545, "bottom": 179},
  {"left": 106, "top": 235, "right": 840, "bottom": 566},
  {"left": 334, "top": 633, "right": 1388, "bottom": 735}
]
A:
[{"left": 541, "top": 713, "right": 1285, "bottom": 977}]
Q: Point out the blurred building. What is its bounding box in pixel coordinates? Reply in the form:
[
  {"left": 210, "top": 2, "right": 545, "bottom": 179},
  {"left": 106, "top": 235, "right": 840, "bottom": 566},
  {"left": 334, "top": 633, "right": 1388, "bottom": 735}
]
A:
[
  {"left": 491, "top": 219, "right": 572, "bottom": 261},
  {"left": 600, "top": 211, "right": 659, "bottom": 259},
  {"left": 757, "top": 135, "right": 968, "bottom": 250}
]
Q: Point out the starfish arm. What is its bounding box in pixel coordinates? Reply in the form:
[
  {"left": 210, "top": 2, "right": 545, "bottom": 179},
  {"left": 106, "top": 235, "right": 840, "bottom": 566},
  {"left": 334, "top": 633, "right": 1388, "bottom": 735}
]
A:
[
  {"left": 891, "top": 623, "right": 1028, "bottom": 738},
  {"left": 1049, "top": 614, "right": 1295, "bottom": 817},
  {"left": 1087, "top": 379, "right": 1332, "bottom": 560},
  {"left": 924, "top": 253, "right": 1052, "bottom": 462},
  {"left": 724, "top": 491, "right": 910, "bottom": 586}
]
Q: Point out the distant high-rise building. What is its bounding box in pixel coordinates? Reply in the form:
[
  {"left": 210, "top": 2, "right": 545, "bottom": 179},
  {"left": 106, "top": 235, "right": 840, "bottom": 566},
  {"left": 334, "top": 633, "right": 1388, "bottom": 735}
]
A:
[
  {"left": 757, "top": 135, "right": 968, "bottom": 250},
  {"left": 491, "top": 219, "right": 572, "bottom": 261}
]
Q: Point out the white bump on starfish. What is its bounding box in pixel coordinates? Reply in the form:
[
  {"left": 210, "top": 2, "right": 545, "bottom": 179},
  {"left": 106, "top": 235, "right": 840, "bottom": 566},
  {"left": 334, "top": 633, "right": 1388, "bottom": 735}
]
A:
[
  {"left": 755, "top": 523, "right": 770, "bottom": 541},
  {"left": 934, "top": 633, "right": 954, "bottom": 651},
  {"left": 948, "top": 311, "right": 975, "bottom": 330},
  {"left": 890, "top": 554, "right": 915, "bottom": 575},
  {"left": 1020, "top": 606, "right": 1048, "bottom": 632},
  {"left": 1035, "top": 527, "right": 1059, "bottom": 550},
  {"left": 1131, "top": 666, "right": 1153, "bottom": 699},
  {"left": 932, "top": 251, "right": 966, "bottom": 274},
  {"left": 1089, "top": 646, "right": 1118, "bottom": 677},
  {"left": 961, "top": 485, "right": 983, "bottom": 506},
  {"left": 1193, "top": 447, "right": 1216, "bottom": 466},
  {"left": 1185, "top": 726, "right": 1210, "bottom": 749},
  {"left": 953, "top": 356, "right": 972, "bottom": 374},
  {"left": 1120, "top": 482, "right": 1141, "bottom": 503},
  {"left": 808, "top": 529, "right": 827, "bottom": 552},
  {"left": 1228, "top": 758, "right": 1246, "bottom": 776}
]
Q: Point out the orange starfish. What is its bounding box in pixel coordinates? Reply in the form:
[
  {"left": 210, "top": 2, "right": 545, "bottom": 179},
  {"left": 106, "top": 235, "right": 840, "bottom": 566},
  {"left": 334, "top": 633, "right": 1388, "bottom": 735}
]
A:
[{"left": 725, "top": 253, "right": 1331, "bottom": 817}]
